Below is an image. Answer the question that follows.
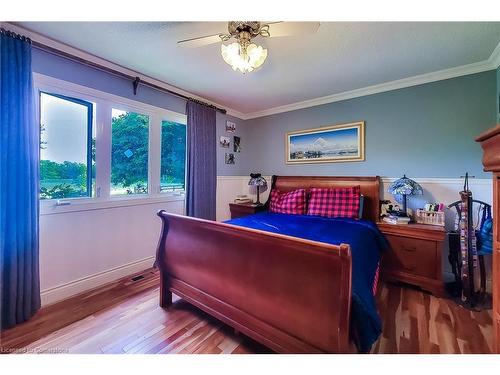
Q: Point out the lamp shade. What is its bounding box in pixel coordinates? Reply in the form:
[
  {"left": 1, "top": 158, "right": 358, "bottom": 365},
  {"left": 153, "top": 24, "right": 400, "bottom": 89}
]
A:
[
  {"left": 388, "top": 175, "right": 423, "bottom": 196},
  {"left": 248, "top": 173, "right": 267, "bottom": 187}
]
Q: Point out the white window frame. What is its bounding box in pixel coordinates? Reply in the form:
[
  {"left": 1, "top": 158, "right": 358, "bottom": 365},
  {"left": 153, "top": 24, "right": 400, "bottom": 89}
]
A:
[
  {"left": 159, "top": 116, "right": 188, "bottom": 194},
  {"left": 34, "top": 73, "right": 187, "bottom": 215}
]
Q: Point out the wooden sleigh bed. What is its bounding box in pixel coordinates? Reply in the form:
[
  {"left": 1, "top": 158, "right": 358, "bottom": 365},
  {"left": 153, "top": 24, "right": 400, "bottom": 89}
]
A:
[{"left": 155, "top": 176, "right": 381, "bottom": 353}]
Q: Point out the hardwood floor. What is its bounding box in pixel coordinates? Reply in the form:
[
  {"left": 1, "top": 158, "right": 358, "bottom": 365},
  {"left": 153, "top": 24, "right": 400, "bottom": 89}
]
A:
[
  {"left": 371, "top": 282, "right": 492, "bottom": 353},
  {"left": 0, "top": 268, "right": 492, "bottom": 354}
]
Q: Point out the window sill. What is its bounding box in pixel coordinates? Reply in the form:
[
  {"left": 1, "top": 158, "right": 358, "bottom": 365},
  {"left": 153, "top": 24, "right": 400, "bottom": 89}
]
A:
[{"left": 40, "top": 193, "right": 185, "bottom": 216}]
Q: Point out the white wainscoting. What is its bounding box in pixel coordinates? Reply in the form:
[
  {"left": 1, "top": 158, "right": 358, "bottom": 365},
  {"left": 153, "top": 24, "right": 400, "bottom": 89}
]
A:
[
  {"left": 40, "top": 198, "right": 184, "bottom": 305},
  {"left": 380, "top": 177, "right": 493, "bottom": 228},
  {"left": 216, "top": 176, "right": 272, "bottom": 222},
  {"left": 380, "top": 177, "right": 493, "bottom": 287},
  {"left": 216, "top": 176, "right": 493, "bottom": 223},
  {"left": 216, "top": 175, "right": 493, "bottom": 287},
  {"left": 41, "top": 177, "right": 492, "bottom": 305}
]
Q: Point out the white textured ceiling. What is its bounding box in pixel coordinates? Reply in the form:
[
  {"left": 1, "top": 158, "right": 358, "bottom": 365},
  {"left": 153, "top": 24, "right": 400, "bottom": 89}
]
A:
[{"left": 16, "top": 22, "right": 500, "bottom": 115}]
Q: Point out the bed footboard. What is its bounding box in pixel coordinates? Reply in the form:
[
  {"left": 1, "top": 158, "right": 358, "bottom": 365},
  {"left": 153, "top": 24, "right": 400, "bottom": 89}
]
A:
[{"left": 155, "top": 211, "right": 352, "bottom": 353}]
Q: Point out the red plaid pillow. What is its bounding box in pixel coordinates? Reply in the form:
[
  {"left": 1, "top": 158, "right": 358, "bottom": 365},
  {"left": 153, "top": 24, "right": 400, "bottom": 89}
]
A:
[
  {"left": 307, "top": 186, "right": 361, "bottom": 219},
  {"left": 269, "top": 189, "right": 307, "bottom": 215}
]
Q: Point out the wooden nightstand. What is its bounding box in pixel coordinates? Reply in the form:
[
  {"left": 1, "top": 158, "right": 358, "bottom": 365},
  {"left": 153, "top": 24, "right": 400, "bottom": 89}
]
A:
[
  {"left": 377, "top": 222, "right": 446, "bottom": 297},
  {"left": 229, "top": 202, "right": 267, "bottom": 219}
]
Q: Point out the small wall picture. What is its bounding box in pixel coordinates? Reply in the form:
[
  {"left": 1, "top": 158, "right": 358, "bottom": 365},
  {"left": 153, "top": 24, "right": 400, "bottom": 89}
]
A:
[
  {"left": 286, "top": 121, "right": 365, "bottom": 164},
  {"left": 226, "top": 121, "right": 236, "bottom": 133},
  {"left": 225, "top": 153, "right": 235, "bottom": 164},
  {"left": 219, "top": 136, "right": 230, "bottom": 148},
  {"left": 233, "top": 136, "right": 241, "bottom": 153}
]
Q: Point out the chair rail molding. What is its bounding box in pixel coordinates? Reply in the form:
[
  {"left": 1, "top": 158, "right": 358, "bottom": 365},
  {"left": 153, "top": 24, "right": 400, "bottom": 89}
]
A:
[{"left": 216, "top": 175, "right": 493, "bottom": 221}]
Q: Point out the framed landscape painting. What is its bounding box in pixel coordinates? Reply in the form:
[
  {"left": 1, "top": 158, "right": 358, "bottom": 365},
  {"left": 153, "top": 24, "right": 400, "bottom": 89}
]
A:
[{"left": 285, "top": 121, "right": 365, "bottom": 164}]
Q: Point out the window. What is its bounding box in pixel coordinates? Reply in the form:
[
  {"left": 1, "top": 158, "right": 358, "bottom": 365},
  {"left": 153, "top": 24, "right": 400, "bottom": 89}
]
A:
[
  {"left": 160, "top": 121, "right": 186, "bottom": 192},
  {"left": 36, "top": 75, "right": 187, "bottom": 210},
  {"left": 110, "top": 109, "right": 149, "bottom": 196},
  {"left": 39, "top": 92, "right": 94, "bottom": 200}
]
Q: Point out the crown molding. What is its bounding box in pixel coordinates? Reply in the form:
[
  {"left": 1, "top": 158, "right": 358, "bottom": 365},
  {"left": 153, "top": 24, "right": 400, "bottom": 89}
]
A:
[
  {"left": 488, "top": 38, "right": 500, "bottom": 70},
  {"left": 217, "top": 175, "right": 492, "bottom": 185},
  {"left": 242, "top": 41, "right": 500, "bottom": 119},
  {"left": 1, "top": 22, "right": 246, "bottom": 119},
  {"left": 3, "top": 22, "right": 499, "bottom": 121}
]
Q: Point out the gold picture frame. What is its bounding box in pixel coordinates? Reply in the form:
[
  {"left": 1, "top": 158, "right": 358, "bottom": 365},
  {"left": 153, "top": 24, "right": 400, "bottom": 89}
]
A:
[{"left": 285, "top": 121, "right": 365, "bottom": 164}]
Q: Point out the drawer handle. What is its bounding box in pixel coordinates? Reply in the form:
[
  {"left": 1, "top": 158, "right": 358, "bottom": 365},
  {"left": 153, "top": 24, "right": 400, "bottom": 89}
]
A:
[{"left": 402, "top": 246, "right": 417, "bottom": 252}]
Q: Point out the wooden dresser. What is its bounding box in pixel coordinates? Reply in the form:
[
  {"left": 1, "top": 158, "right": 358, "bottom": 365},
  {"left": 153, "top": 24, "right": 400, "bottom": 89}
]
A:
[
  {"left": 377, "top": 222, "right": 446, "bottom": 296},
  {"left": 476, "top": 124, "right": 500, "bottom": 354}
]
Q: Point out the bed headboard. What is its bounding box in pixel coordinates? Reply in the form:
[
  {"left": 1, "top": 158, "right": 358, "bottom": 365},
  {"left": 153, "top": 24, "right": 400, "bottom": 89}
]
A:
[{"left": 265, "top": 175, "right": 381, "bottom": 222}]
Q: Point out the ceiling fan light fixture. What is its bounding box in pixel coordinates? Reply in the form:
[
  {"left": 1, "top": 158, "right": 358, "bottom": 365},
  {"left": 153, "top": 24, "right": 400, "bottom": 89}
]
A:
[
  {"left": 220, "top": 42, "right": 240, "bottom": 64},
  {"left": 247, "top": 43, "right": 267, "bottom": 67},
  {"left": 178, "top": 22, "right": 320, "bottom": 74},
  {"left": 220, "top": 42, "right": 267, "bottom": 74}
]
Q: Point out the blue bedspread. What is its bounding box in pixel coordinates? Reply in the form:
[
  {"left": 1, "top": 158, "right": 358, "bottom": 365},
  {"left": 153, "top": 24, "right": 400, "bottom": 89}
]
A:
[{"left": 225, "top": 212, "right": 387, "bottom": 352}]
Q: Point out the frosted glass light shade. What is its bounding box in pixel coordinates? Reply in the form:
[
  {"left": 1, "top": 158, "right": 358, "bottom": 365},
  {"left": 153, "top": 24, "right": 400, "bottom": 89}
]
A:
[{"left": 221, "top": 42, "right": 267, "bottom": 73}]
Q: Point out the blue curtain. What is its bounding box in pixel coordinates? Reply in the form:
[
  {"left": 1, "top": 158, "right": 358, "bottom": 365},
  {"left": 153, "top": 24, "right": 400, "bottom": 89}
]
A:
[
  {"left": 0, "top": 30, "right": 41, "bottom": 329},
  {"left": 186, "top": 100, "right": 216, "bottom": 220}
]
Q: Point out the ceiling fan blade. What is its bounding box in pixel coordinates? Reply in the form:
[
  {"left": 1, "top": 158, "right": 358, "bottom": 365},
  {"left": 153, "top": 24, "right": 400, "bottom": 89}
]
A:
[
  {"left": 267, "top": 22, "right": 320, "bottom": 38},
  {"left": 177, "top": 33, "right": 223, "bottom": 48}
]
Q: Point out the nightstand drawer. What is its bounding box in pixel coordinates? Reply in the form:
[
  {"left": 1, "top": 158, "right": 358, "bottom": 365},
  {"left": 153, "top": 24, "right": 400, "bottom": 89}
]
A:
[{"left": 383, "top": 235, "right": 437, "bottom": 278}]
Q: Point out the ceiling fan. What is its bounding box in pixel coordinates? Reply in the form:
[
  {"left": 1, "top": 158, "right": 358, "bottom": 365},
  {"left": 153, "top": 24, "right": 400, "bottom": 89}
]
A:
[{"left": 177, "top": 22, "right": 320, "bottom": 74}]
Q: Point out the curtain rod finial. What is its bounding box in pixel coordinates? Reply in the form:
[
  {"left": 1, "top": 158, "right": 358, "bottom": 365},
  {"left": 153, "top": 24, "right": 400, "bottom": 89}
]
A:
[{"left": 133, "top": 77, "right": 140, "bottom": 95}]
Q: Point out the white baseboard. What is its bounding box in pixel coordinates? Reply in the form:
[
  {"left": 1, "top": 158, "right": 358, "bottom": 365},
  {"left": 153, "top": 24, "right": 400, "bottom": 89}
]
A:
[{"left": 40, "top": 256, "right": 155, "bottom": 306}]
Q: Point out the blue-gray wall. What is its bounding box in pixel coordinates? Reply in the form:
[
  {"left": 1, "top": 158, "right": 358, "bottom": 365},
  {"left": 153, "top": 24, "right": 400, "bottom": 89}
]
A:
[
  {"left": 497, "top": 66, "right": 500, "bottom": 123},
  {"left": 32, "top": 48, "right": 249, "bottom": 176},
  {"left": 242, "top": 71, "right": 497, "bottom": 178},
  {"left": 32, "top": 48, "right": 498, "bottom": 179}
]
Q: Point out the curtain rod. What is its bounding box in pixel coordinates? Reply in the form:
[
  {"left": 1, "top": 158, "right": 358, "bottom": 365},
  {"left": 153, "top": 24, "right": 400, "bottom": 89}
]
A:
[{"left": 30, "top": 39, "right": 227, "bottom": 114}]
